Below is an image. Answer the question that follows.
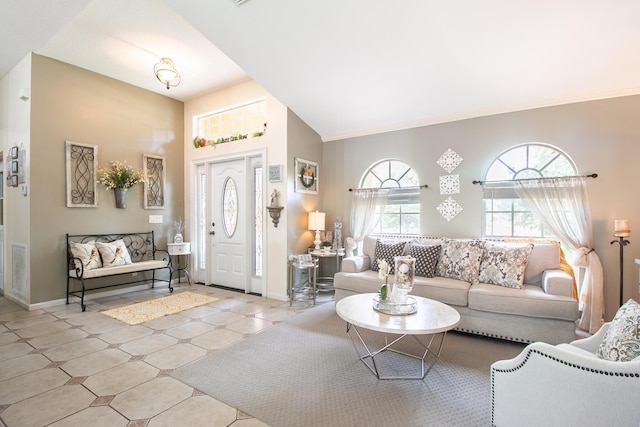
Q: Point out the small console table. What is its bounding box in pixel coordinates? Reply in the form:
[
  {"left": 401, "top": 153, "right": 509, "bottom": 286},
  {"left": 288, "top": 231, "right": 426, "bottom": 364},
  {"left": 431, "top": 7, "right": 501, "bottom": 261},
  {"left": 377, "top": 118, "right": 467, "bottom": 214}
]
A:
[{"left": 168, "top": 242, "right": 191, "bottom": 285}]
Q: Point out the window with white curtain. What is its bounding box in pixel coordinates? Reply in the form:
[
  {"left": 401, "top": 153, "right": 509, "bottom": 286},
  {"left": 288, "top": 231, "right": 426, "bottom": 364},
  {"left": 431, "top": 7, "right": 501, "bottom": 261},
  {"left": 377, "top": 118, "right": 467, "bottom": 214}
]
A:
[{"left": 482, "top": 143, "right": 578, "bottom": 237}]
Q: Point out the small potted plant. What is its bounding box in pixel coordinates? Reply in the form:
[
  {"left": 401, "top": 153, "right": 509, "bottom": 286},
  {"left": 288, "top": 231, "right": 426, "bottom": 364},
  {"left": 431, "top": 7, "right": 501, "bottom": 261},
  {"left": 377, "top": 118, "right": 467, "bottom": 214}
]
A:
[
  {"left": 96, "top": 160, "right": 146, "bottom": 208},
  {"left": 322, "top": 241, "right": 332, "bottom": 253},
  {"left": 172, "top": 217, "right": 184, "bottom": 243}
]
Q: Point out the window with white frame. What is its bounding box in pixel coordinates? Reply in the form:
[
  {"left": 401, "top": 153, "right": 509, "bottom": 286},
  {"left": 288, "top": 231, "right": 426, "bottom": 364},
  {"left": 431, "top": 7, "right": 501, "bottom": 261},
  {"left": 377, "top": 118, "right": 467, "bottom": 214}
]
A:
[
  {"left": 195, "top": 99, "right": 267, "bottom": 143},
  {"left": 482, "top": 143, "right": 578, "bottom": 237},
  {"left": 359, "top": 159, "right": 421, "bottom": 235}
]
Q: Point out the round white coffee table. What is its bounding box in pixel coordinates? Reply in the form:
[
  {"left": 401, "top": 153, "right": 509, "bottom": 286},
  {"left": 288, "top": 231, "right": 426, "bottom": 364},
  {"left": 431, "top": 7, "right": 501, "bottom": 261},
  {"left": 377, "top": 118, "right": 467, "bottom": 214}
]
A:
[{"left": 336, "top": 293, "right": 460, "bottom": 380}]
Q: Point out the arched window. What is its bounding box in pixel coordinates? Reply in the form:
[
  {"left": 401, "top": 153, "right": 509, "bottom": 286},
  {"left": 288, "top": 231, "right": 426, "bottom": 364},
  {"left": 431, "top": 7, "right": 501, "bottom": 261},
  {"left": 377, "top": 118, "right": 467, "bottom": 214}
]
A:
[
  {"left": 483, "top": 143, "right": 578, "bottom": 237},
  {"left": 359, "top": 159, "right": 420, "bottom": 234}
]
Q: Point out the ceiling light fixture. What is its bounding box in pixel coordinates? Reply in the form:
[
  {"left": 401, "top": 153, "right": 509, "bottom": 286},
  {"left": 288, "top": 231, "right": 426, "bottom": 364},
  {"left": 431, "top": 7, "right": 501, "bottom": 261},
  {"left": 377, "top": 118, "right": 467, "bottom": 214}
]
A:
[{"left": 154, "top": 57, "right": 181, "bottom": 90}]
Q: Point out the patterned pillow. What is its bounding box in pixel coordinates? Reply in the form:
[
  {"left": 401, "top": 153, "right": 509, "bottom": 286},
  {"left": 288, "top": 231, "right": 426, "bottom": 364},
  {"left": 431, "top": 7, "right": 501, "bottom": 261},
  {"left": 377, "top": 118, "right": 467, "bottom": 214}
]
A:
[
  {"left": 436, "top": 239, "right": 485, "bottom": 285},
  {"left": 371, "top": 240, "right": 406, "bottom": 274},
  {"left": 478, "top": 242, "right": 534, "bottom": 289},
  {"left": 407, "top": 243, "right": 441, "bottom": 278},
  {"left": 596, "top": 299, "right": 640, "bottom": 362},
  {"left": 96, "top": 239, "right": 133, "bottom": 267},
  {"left": 69, "top": 241, "right": 102, "bottom": 271}
]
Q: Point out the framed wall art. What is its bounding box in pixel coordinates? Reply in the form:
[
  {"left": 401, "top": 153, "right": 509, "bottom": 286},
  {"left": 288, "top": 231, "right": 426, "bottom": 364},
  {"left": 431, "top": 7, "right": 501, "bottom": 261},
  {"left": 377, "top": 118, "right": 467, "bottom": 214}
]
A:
[
  {"left": 65, "top": 140, "right": 98, "bottom": 207},
  {"left": 143, "top": 154, "right": 166, "bottom": 209},
  {"left": 294, "top": 157, "right": 318, "bottom": 194}
]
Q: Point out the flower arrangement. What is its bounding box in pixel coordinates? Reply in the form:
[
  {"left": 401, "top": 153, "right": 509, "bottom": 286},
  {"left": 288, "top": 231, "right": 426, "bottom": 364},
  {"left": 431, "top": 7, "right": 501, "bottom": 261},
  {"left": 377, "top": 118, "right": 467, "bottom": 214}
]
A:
[
  {"left": 97, "top": 161, "right": 146, "bottom": 189},
  {"left": 172, "top": 217, "right": 184, "bottom": 235}
]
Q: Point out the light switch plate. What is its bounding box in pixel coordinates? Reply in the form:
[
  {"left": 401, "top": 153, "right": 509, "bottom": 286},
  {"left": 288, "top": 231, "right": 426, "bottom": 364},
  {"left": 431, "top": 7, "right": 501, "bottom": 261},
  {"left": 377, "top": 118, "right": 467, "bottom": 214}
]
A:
[{"left": 149, "top": 215, "right": 163, "bottom": 224}]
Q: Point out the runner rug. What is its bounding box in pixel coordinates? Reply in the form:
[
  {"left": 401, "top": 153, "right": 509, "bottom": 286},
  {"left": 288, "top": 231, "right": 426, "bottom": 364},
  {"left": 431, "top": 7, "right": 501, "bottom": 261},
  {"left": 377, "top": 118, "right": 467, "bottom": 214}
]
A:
[
  {"left": 172, "top": 302, "right": 525, "bottom": 427},
  {"left": 101, "top": 292, "right": 218, "bottom": 325}
]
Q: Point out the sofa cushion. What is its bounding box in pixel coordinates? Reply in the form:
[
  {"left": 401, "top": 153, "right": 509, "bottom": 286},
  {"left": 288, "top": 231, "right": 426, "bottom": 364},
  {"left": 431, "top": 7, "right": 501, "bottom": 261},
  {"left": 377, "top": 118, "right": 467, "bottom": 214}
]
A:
[
  {"left": 407, "top": 243, "right": 440, "bottom": 278},
  {"left": 478, "top": 242, "right": 534, "bottom": 289},
  {"left": 468, "top": 283, "right": 579, "bottom": 321},
  {"left": 69, "top": 240, "right": 102, "bottom": 271},
  {"left": 597, "top": 299, "right": 640, "bottom": 362},
  {"left": 371, "top": 240, "right": 406, "bottom": 274},
  {"left": 96, "top": 239, "right": 133, "bottom": 267},
  {"left": 436, "top": 239, "right": 485, "bottom": 285}
]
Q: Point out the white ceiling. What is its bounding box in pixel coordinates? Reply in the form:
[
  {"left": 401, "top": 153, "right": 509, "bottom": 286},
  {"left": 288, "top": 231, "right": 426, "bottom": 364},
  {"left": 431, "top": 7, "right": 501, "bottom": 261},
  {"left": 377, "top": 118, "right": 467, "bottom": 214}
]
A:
[{"left": 3, "top": 0, "right": 640, "bottom": 142}]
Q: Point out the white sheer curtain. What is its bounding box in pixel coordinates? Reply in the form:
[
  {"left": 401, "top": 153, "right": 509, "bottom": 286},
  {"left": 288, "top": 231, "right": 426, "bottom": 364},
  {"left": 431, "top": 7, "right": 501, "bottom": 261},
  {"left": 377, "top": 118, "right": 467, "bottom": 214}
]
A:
[
  {"left": 514, "top": 176, "right": 604, "bottom": 334},
  {"left": 350, "top": 189, "right": 389, "bottom": 247}
]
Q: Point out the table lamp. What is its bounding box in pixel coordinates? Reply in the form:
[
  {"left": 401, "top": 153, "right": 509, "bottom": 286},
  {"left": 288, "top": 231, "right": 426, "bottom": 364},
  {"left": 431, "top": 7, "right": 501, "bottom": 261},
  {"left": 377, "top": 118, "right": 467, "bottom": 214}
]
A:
[{"left": 308, "top": 210, "right": 325, "bottom": 250}]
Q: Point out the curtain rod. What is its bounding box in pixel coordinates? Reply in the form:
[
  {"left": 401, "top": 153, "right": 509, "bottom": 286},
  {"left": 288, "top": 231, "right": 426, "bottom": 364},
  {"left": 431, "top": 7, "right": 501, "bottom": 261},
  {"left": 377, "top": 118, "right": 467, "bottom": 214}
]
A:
[
  {"left": 472, "top": 173, "right": 598, "bottom": 185},
  {"left": 348, "top": 184, "right": 428, "bottom": 192}
]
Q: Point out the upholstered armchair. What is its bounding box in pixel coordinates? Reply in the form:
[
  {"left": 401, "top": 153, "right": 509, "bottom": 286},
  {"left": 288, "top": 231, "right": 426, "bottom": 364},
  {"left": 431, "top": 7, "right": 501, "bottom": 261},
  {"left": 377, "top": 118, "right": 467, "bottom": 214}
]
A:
[{"left": 491, "top": 322, "right": 640, "bottom": 427}]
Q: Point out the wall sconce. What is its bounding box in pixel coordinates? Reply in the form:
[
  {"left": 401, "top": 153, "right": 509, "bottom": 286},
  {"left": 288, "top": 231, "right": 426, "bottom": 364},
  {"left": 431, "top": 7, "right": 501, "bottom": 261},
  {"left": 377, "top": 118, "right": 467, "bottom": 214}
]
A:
[
  {"left": 611, "top": 219, "right": 631, "bottom": 306},
  {"left": 266, "top": 206, "right": 283, "bottom": 227},
  {"left": 308, "top": 210, "right": 325, "bottom": 250},
  {"left": 154, "top": 57, "right": 181, "bottom": 90}
]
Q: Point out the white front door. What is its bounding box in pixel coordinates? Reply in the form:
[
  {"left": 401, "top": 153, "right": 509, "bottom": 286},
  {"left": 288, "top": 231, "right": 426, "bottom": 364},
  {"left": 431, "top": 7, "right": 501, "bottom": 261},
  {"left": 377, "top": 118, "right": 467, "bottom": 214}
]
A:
[{"left": 208, "top": 159, "right": 247, "bottom": 291}]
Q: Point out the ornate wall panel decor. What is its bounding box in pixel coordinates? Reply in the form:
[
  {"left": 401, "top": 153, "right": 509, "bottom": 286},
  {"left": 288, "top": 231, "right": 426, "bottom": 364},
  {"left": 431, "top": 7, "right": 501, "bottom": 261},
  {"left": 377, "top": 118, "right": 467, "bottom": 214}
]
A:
[
  {"left": 66, "top": 141, "right": 98, "bottom": 207},
  {"left": 143, "top": 154, "right": 166, "bottom": 209}
]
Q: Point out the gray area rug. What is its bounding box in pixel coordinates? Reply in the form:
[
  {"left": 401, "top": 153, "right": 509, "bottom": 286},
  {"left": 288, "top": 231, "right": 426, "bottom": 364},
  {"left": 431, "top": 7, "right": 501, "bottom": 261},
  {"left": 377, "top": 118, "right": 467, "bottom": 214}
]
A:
[{"left": 172, "top": 302, "right": 525, "bottom": 427}]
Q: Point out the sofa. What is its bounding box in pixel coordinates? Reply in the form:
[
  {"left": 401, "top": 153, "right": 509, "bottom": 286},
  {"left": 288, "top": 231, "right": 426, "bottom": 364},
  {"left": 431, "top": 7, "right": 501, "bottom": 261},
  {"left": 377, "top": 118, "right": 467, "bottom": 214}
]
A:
[{"left": 334, "top": 235, "right": 580, "bottom": 344}]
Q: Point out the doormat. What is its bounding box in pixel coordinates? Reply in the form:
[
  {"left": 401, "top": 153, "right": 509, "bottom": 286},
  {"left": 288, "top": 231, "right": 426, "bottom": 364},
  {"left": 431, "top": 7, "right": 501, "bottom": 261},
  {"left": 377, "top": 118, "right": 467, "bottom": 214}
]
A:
[{"left": 101, "top": 292, "right": 218, "bottom": 325}]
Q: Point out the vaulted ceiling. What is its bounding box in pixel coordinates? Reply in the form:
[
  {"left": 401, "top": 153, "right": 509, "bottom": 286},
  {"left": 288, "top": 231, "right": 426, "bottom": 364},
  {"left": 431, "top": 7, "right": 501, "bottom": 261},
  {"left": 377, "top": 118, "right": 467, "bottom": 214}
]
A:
[{"left": 3, "top": 0, "right": 640, "bottom": 141}]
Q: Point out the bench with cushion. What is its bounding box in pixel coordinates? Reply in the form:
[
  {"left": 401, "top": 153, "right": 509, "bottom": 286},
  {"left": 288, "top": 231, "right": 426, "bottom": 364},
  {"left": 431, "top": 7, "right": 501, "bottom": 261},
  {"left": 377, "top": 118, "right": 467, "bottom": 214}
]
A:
[{"left": 67, "top": 231, "right": 171, "bottom": 311}]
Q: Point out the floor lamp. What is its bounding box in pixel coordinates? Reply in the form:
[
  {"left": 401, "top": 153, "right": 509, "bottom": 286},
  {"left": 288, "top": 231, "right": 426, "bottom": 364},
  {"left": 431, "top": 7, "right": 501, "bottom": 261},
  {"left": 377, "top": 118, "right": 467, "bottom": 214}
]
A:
[{"left": 611, "top": 220, "right": 630, "bottom": 306}]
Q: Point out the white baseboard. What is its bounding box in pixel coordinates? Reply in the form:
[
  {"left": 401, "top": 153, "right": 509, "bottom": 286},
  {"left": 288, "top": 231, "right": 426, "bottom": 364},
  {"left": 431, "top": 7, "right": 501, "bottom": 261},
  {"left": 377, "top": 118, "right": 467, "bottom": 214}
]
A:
[{"left": 29, "top": 283, "right": 157, "bottom": 311}]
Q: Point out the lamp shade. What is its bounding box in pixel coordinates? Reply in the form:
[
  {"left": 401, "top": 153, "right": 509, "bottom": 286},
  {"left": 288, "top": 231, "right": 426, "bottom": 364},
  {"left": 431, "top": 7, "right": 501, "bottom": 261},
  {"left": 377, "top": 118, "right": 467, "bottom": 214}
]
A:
[
  {"left": 614, "top": 219, "right": 630, "bottom": 237},
  {"left": 308, "top": 211, "right": 325, "bottom": 231}
]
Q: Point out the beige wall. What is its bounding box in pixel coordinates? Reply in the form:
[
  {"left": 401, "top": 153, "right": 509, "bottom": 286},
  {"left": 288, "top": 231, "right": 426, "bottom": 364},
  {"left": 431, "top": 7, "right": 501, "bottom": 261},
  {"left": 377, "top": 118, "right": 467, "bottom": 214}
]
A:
[
  {"left": 10, "top": 54, "right": 184, "bottom": 305},
  {"left": 323, "top": 95, "right": 640, "bottom": 321}
]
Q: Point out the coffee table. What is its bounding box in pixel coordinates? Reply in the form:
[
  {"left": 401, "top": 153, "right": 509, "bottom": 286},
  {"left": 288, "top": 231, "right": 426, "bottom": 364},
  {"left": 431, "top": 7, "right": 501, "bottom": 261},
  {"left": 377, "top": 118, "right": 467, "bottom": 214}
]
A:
[{"left": 336, "top": 293, "right": 460, "bottom": 380}]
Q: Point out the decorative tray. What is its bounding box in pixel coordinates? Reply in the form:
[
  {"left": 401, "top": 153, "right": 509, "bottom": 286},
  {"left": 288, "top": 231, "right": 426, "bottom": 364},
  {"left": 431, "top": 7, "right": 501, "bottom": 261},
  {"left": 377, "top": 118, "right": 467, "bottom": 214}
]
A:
[{"left": 372, "top": 295, "right": 417, "bottom": 315}]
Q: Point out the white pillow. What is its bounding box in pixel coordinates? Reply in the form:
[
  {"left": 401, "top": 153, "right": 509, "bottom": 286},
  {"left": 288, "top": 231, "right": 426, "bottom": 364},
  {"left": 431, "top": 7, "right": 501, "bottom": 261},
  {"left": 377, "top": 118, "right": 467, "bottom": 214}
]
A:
[
  {"left": 96, "top": 239, "right": 133, "bottom": 267},
  {"left": 69, "top": 240, "right": 102, "bottom": 271}
]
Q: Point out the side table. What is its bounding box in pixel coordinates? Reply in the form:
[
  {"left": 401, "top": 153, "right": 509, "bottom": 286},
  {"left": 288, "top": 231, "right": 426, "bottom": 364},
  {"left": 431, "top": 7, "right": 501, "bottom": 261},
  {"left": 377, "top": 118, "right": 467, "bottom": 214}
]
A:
[
  {"left": 288, "top": 257, "right": 318, "bottom": 306},
  {"left": 168, "top": 242, "right": 191, "bottom": 285},
  {"left": 309, "top": 249, "right": 344, "bottom": 291}
]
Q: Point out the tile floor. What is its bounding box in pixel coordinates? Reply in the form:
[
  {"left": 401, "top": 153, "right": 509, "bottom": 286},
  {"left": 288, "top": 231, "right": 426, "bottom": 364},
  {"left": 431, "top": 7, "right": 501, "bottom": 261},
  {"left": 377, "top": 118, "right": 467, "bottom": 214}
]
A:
[{"left": 0, "top": 284, "right": 326, "bottom": 427}]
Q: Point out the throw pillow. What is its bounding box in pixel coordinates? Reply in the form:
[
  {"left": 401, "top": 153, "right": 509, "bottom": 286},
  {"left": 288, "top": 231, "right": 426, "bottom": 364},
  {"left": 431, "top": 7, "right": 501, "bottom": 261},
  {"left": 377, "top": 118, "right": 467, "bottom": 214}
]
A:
[
  {"left": 596, "top": 299, "right": 640, "bottom": 362},
  {"left": 96, "top": 239, "right": 133, "bottom": 267},
  {"left": 436, "top": 239, "right": 486, "bottom": 285},
  {"left": 69, "top": 241, "right": 102, "bottom": 271},
  {"left": 371, "top": 240, "right": 406, "bottom": 274},
  {"left": 407, "top": 243, "right": 441, "bottom": 278},
  {"left": 478, "top": 242, "right": 534, "bottom": 289}
]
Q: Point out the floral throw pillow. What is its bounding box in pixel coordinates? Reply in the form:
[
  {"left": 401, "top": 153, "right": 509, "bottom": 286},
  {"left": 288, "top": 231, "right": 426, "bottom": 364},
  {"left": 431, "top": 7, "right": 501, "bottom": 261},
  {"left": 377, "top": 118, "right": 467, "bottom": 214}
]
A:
[
  {"left": 596, "top": 299, "right": 640, "bottom": 362},
  {"left": 96, "top": 239, "right": 133, "bottom": 267},
  {"left": 436, "top": 239, "right": 486, "bottom": 285},
  {"left": 69, "top": 241, "right": 102, "bottom": 271},
  {"left": 407, "top": 243, "right": 441, "bottom": 278},
  {"left": 371, "top": 240, "right": 406, "bottom": 274},
  {"left": 478, "top": 242, "right": 534, "bottom": 289}
]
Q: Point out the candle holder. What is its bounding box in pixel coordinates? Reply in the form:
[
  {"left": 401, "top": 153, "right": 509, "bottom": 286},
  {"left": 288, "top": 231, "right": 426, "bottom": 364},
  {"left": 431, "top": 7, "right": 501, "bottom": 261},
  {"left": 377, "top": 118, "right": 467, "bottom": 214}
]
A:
[{"left": 611, "top": 220, "right": 631, "bottom": 306}]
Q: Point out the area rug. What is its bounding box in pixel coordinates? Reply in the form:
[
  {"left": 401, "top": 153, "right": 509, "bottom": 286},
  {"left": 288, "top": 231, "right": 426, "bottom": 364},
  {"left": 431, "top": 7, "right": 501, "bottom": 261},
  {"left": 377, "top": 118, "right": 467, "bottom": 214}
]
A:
[
  {"left": 101, "top": 292, "right": 218, "bottom": 325},
  {"left": 172, "top": 302, "right": 525, "bottom": 427}
]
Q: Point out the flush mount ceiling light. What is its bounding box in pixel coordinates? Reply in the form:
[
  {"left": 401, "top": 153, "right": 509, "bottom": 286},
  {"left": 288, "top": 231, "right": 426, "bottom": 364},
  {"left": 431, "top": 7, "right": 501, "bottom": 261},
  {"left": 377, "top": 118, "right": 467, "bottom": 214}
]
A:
[{"left": 154, "top": 57, "right": 181, "bottom": 90}]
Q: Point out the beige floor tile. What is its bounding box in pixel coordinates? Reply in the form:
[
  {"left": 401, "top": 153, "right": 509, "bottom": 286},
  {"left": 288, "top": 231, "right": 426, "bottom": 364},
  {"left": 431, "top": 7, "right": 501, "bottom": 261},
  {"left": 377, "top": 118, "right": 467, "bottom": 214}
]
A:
[
  {"left": 232, "top": 303, "right": 270, "bottom": 316},
  {"left": 61, "top": 311, "right": 104, "bottom": 326},
  {"left": 233, "top": 418, "right": 272, "bottom": 427},
  {"left": 79, "top": 316, "right": 127, "bottom": 334},
  {"left": 83, "top": 361, "right": 159, "bottom": 396},
  {"left": 0, "top": 309, "right": 45, "bottom": 322},
  {"left": 99, "top": 324, "right": 154, "bottom": 344},
  {"left": 119, "top": 333, "right": 178, "bottom": 356},
  {"left": 164, "top": 320, "right": 217, "bottom": 339},
  {"left": 0, "top": 342, "right": 33, "bottom": 362},
  {"left": 4, "top": 313, "right": 57, "bottom": 330},
  {"left": 190, "top": 328, "right": 244, "bottom": 351},
  {"left": 144, "top": 343, "right": 207, "bottom": 370},
  {"left": 28, "top": 327, "right": 88, "bottom": 349},
  {"left": 179, "top": 305, "right": 221, "bottom": 319},
  {"left": 0, "top": 384, "right": 95, "bottom": 427},
  {"left": 142, "top": 314, "right": 191, "bottom": 330},
  {"left": 0, "top": 367, "right": 70, "bottom": 404},
  {"left": 61, "top": 348, "right": 130, "bottom": 377},
  {"left": 147, "top": 394, "right": 237, "bottom": 427},
  {"left": 48, "top": 406, "right": 129, "bottom": 427},
  {"left": 44, "top": 337, "right": 109, "bottom": 362},
  {"left": 255, "top": 308, "right": 297, "bottom": 322},
  {"left": 227, "top": 317, "right": 273, "bottom": 334},
  {"left": 201, "top": 310, "right": 245, "bottom": 326},
  {"left": 110, "top": 376, "right": 193, "bottom": 420},
  {"left": 0, "top": 332, "right": 19, "bottom": 346},
  {"left": 13, "top": 320, "right": 71, "bottom": 339},
  {"left": 0, "top": 353, "right": 51, "bottom": 381},
  {"left": 209, "top": 298, "right": 249, "bottom": 310}
]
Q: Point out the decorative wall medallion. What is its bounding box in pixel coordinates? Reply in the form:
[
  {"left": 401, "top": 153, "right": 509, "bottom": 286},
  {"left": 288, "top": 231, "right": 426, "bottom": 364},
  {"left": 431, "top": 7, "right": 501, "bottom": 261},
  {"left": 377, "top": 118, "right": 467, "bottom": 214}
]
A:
[
  {"left": 439, "top": 174, "right": 460, "bottom": 195},
  {"left": 437, "top": 196, "right": 463, "bottom": 222},
  {"left": 437, "top": 149, "right": 463, "bottom": 173}
]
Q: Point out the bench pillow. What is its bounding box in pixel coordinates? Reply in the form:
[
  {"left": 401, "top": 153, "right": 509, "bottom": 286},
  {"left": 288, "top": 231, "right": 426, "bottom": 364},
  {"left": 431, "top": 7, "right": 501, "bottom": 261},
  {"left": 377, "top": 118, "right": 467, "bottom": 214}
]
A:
[
  {"left": 96, "top": 239, "right": 133, "bottom": 267},
  {"left": 69, "top": 240, "right": 102, "bottom": 271}
]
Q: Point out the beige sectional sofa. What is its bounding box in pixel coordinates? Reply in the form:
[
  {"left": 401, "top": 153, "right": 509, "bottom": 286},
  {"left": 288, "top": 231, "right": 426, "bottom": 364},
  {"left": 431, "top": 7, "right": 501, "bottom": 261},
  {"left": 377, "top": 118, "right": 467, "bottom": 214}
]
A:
[{"left": 334, "top": 235, "right": 580, "bottom": 344}]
